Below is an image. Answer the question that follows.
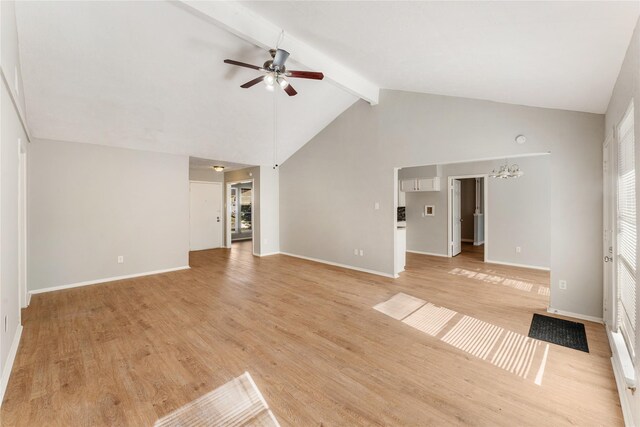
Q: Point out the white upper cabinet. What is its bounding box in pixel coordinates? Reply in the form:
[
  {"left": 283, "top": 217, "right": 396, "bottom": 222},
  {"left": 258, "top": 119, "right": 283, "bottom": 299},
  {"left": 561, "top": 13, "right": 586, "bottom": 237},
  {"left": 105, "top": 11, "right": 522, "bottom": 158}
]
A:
[{"left": 401, "top": 177, "right": 440, "bottom": 192}]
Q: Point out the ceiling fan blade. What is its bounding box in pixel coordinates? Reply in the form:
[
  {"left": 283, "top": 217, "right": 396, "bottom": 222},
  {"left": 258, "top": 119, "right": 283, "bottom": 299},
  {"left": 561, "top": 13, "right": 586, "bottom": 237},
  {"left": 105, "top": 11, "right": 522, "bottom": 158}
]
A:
[
  {"left": 283, "top": 83, "right": 297, "bottom": 96},
  {"left": 224, "top": 59, "right": 262, "bottom": 71},
  {"left": 286, "top": 70, "right": 324, "bottom": 80},
  {"left": 240, "top": 76, "right": 265, "bottom": 88},
  {"left": 272, "top": 49, "right": 290, "bottom": 69}
]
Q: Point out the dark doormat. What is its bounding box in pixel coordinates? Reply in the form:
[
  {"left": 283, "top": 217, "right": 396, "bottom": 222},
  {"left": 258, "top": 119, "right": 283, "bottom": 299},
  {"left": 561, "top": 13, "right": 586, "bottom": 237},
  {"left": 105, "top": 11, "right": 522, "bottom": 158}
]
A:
[{"left": 528, "top": 313, "right": 589, "bottom": 352}]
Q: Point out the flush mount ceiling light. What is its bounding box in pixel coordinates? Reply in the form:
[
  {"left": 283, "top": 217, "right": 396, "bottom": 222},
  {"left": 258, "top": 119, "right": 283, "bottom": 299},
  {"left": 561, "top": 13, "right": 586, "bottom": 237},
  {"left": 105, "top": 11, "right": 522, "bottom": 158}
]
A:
[
  {"left": 212, "top": 165, "right": 225, "bottom": 172},
  {"left": 489, "top": 160, "right": 524, "bottom": 179},
  {"left": 515, "top": 135, "right": 527, "bottom": 144}
]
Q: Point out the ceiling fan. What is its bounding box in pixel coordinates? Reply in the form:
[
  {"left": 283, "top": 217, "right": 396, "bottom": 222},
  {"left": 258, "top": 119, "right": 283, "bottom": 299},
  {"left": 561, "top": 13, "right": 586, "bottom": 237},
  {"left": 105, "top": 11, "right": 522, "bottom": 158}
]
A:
[{"left": 224, "top": 48, "right": 324, "bottom": 96}]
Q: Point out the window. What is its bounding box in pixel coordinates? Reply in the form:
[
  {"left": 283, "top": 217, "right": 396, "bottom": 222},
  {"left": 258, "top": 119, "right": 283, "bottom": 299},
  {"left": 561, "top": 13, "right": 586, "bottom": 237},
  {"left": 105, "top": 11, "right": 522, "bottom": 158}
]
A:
[{"left": 617, "top": 100, "right": 636, "bottom": 358}]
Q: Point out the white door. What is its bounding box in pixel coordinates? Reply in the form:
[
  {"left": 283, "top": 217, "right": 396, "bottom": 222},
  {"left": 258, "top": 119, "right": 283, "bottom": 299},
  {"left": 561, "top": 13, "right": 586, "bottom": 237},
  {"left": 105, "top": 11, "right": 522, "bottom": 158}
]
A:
[
  {"left": 452, "top": 179, "right": 462, "bottom": 256},
  {"left": 189, "top": 182, "right": 223, "bottom": 251},
  {"left": 603, "top": 136, "right": 615, "bottom": 327}
]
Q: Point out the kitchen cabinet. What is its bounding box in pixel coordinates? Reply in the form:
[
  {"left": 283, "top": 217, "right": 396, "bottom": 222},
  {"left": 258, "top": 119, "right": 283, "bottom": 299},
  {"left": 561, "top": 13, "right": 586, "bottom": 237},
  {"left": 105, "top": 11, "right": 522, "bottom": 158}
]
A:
[{"left": 400, "top": 177, "right": 440, "bottom": 192}]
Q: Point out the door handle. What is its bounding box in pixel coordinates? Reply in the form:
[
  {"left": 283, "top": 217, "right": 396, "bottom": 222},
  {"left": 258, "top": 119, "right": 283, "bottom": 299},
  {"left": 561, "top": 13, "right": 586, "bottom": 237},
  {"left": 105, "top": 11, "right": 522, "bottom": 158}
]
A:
[{"left": 604, "top": 256, "right": 612, "bottom": 263}]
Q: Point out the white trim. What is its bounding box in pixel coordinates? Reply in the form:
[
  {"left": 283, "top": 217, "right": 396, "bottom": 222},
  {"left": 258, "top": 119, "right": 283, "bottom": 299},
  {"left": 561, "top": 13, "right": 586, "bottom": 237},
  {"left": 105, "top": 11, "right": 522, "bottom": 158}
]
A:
[
  {"left": 0, "top": 325, "right": 23, "bottom": 406},
  {"left": 26, "top": 292, "right": 31, "bottom": 307},
  {"left": 406, "top": 249, "right": 448, "bottom": 258},
  {"left": 607, "top": 328, "right": 636, "bottom": 426},
  {"left": 226, "top": 179, "right": 255, "bottom": 254},
  {"left": 473, "top": 241, "right": 485, "bottom": 246},
  {"left": 280, "top": 252, "right": 397, "bottom": 278},
  {"left": 485, "top": 258, "right": 550, "bottom": 271},
  {"left": 546, "top": 307, "right": 603, "bottom": 324},
  {"left": 256, "top": 251, "right": 280, "bottom": 257},
  {"left": 29, "top": 266, "right": 191, "bottom": 295},
  {"left": 448, "top": 174, "right": 489, "bottom": 262}
]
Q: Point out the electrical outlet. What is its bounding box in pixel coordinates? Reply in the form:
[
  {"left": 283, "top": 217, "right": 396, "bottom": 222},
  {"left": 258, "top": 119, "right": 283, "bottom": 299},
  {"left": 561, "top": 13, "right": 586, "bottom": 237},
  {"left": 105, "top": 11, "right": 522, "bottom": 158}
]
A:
[
  {"left": 374, "top": 202, "right": 380, "bottom": 210},
  {"left": 354, "top": 249, "right": 358, "bottom": 255},
  {"left": 117, "top": 255, "right": 124, "bottom": 264},
  {"left": 359, "top": 249, "right": 364, "bottom": 256},
  {"left": 559, "top": 280, "right": 567, "bottom": 290},
  {"left": 515, "top": 246, "right": 521, "bottom": 254}
]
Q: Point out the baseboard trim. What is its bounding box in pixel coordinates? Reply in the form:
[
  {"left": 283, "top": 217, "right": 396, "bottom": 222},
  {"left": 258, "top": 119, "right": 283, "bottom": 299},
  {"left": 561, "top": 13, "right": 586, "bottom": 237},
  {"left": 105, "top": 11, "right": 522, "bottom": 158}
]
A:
[
  {"left": 280, "top": 252, "right": 396, "bottom": 278},
  {"left": 485, "top": 259, "right": 550, "bottom": 271},
  {"left": 257, "top": 251, "right": 280, "bottom": 257},
  {"left": 546, "top": 307, "right": 603, "bottom": 324},
  {"left": 29, "top": 266, "right": 191, "bottom": 295},
  {"left": 607, "top": 328, "right": 636, "bottom": 427},
  {"left": 0, "top": 325, "right": 23, "bottom": 406},
  {"left": 406, "top": 250, "right": 448, "bottom": 258},
  {"left": 473, "top": 241, "right": 485, "bottom": 246},
  {"left": 26, "top": 292, "right": 31, "bottom": 307}
]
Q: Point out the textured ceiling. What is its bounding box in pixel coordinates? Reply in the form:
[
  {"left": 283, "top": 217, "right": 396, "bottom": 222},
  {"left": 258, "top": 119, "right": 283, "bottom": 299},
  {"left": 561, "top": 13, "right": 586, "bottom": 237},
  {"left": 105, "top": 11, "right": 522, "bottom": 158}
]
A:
[
  {"left": 243, "top": 1, "right": 639, "bottom": 113},
  {"left": 15, "top": 1, "right": 357, "bottom": 165}
]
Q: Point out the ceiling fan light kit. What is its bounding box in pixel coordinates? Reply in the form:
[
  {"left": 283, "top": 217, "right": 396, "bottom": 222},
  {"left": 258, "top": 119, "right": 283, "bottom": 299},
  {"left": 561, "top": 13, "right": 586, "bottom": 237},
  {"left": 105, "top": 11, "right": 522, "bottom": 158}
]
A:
[{"left": 223, "top": 47, "right": 324, "bottom": 96}]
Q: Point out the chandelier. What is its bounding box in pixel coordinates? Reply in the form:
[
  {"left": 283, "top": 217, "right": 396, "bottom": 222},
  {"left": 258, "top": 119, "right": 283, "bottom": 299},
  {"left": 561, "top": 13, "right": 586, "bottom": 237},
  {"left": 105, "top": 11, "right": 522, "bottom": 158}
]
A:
[{"left": 489, "top": 160, "right": 524, "bottom": 179}]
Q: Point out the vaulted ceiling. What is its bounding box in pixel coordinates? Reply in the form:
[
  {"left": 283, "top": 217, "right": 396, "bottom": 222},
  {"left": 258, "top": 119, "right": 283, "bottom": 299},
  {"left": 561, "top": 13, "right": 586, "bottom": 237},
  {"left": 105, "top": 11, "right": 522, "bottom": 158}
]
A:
[
  {"left": 15, "top": 1, "right": 357, "bottom": 165},
  {"left": 15, "top": 1, "right": 640, "bottom": 166},
  {"left": 242, "top": 1, "right": 639, "bottom": 114}
]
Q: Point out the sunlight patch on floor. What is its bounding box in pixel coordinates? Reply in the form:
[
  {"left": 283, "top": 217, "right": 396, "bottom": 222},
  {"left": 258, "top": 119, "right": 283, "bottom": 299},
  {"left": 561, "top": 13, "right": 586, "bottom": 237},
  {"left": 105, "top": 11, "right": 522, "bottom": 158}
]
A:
[
  {"left": 374, "top": 293, "right": 550, "bottom": 385},
  {"left": 373, "top": 292, "right": 426, "bottom": 320},
  {"left": 448, "top": 267, "right": 549, "bottom": 296},
  {"left": 154, "top": 372, "right": 280, "bottom": 427}
]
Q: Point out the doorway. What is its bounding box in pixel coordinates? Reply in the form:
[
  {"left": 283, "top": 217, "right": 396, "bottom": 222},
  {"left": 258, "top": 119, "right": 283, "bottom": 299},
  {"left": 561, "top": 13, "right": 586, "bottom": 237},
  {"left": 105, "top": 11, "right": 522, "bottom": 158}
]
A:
[
  {"left": 229, "top": 181, "right": 253, "bottom": 242},
  {"left": 448, "top": 175, "right": 488, "bottom": 261},
  {"left": 189, "top": 181, "right": 223, "bottom": 251},
  {"left": 226, "top": 179, "right": 254, "bottom": 251}
]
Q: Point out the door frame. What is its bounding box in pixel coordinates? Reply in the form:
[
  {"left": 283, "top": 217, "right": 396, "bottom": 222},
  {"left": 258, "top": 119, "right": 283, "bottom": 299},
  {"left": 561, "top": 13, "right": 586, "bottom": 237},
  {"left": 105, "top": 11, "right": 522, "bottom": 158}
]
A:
[
  {"left": 603, "top": 133, "right": 616, "bottom": 328},
  {"left": 18, "top": 138, "right": 28, "bottom": 309},
  {"left": 225, "top": 179, "right": 255, "bottom": 254},
  {"left": 189, "top": 180, "right": 224, "bottom": 250},
  {"left": 447, "top": 174, "right": 489, "bottom": 261}
]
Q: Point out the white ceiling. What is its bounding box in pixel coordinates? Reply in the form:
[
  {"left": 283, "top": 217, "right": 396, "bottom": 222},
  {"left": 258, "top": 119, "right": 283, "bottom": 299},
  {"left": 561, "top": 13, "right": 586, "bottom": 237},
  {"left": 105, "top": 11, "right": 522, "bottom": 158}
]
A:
[
  {"left": 15, "top": 1, "right": 357, "bottom": 165},
  {"left": 243, "top": 1, "right": 639, "bottom": 113},
  {"left": 189, "top": 156, "right": 250, "bottom": 172},
  {"left": 14, "top": 1, "right": 640, "bottom": 167}
]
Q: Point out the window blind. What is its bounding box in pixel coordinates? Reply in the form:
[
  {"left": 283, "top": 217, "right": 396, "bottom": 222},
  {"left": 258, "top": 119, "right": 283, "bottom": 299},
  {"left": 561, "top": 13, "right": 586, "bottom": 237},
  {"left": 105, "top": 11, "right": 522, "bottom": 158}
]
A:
[{"left": 617, "top": 101, "right": 636, "bottom": 358}]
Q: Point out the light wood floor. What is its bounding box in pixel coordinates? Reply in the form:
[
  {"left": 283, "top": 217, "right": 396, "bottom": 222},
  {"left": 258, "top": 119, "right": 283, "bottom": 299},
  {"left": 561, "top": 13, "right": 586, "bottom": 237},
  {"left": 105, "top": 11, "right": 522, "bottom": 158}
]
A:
[{"left": 2, "top": 241, "right": 621, "bottom": 426}]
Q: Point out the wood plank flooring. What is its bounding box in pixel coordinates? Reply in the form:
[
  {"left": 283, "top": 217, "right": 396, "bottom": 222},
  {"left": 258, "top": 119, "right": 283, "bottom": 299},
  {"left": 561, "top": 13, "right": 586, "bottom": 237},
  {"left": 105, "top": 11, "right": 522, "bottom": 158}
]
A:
[{"left": 1, "top": 241, "right": 622, "bottom": 426}]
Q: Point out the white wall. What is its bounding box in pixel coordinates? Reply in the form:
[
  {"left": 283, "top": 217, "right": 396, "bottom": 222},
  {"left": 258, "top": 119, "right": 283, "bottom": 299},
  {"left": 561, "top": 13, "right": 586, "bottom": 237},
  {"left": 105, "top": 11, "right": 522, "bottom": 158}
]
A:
[
  {"left": 604, "top": 17, "right": 640, "bottom": 427},
  {"left": 28, "top": 139, "right": 190, "bottom": 292},
  {"left": 280, "top": 89, "right": 603, "bottom": 318},
  {"left": 0, "top": 0, "right": 28, "bottom": 404},
  {"left": 402, "top": 156, "right": 550, "bottom": 269}
]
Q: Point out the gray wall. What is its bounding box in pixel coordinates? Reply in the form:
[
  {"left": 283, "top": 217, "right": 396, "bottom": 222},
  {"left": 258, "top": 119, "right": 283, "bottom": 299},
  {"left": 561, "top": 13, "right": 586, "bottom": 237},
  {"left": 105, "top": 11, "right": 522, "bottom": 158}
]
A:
[
  {"left": 403, "top": 156, "right": 550, "bottom": 269},
  {"left": 604, "top": 17, "right": 639, "bottom": 425},
  {"left": 280, "top": 89, "right": 603, "bottom": 318},
  {"left": 224, "top": 166, "right": 279, "bottom": 256},
  {"left": 189, "top": 167, "right": 224, "bottom": 183},
  {"left": 28, "top": 139, "right": 190, "bottom": 291}
]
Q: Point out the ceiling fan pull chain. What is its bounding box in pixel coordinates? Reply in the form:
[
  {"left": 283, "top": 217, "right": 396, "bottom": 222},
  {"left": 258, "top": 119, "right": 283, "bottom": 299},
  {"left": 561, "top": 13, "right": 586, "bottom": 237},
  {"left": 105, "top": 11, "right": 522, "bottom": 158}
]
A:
[
  {"left": 273, "top": 89, "right": 278, "bottom": 169},
  {"left": 276, "top": 30, "right": 285, "bottom": 49}
]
